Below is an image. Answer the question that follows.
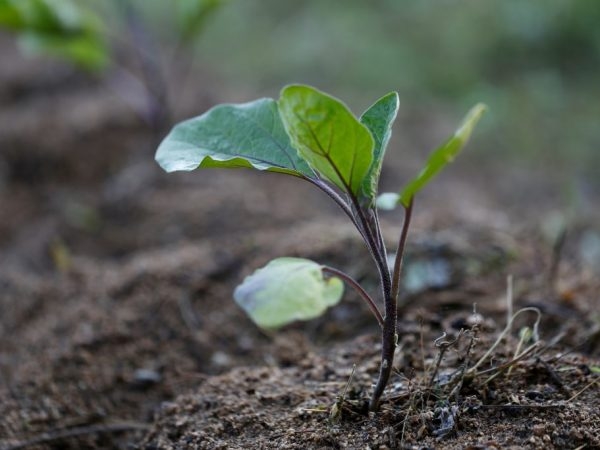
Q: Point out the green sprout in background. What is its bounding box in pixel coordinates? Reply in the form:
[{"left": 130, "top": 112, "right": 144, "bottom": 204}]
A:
[
  {"left": 0, "top": 0, "right": 228, "bottom": 134},
  {"left": 156, "top": 84, "right": 486, "bottom": 411},
  {"left": 0, "top": 0, "right": 226, "bottom": 71},
  {"left": 0, "top": 0, "right": 108, "bottom": 70}
]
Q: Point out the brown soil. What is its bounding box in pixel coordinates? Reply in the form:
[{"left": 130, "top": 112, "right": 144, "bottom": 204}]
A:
[{"left": 1, "top": 40, "right": 599, "bottom": 449}]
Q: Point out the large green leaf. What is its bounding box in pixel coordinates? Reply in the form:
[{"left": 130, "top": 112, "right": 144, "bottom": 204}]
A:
[
  {"left": 359, "top": 92, "right": 399, "bottom": 202},
  {"left": 278, "top": 85, "right": 374, "bottom": 197},
  {"left": 156, "top": 98, "right": 315, "bottom": 177},
  {"left": 398, "top": 103, "right": 487, "bottom": 207},
  {"left": 234, "top": 257, "right": 343, "bottom": 329}
]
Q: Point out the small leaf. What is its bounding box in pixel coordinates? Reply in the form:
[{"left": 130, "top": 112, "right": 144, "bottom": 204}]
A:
[
  {"left": 156, "top": 98, "right": 315, "bottom": 177},
  {"left": 234, "top": 257, "right": 343, "bottom": 329},
  {"left": 360, "top": 92, "right": 399, "bottom": 201},
  {"left": 278, "top": 85, "right": 374, "bottom": 197},
  {"left": 399, "top": 103, "right": 487, "bottom": 207},
  {"left": 376, "top": 192, "right": 400, "bottom": 211}
]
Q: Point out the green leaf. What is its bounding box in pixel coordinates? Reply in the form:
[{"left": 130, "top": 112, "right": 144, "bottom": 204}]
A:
[
  {"left": 398, "top": 103, "right": 487, "bottom": 208},
  {"left": 278, "top": 85, "right": 374, "bottom": 197},
  {"left": 156, "top": 98, "right": 315, "bottom": 177},
  {"left": 234, "top": 257, "right": 344, "bottom": 329},
  {"left": 360, "top": 92, "right": 399, "bottom": 201}
]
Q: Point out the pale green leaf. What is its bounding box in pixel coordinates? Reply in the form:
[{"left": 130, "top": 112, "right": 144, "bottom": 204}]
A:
[
  {"left": 234, "top": 257, "right": 343, "bottom": 329},
  {"left": 398, "top": 103, "right": 487, "bottom": 207},
  {"left": 278, "top": 85, "right": 374, "bottom": 197},
  {"left": 360, "top": 92, "right": 399, "bottom": 201},
  {"left": 156, "top": 98, "right": 315, "bottom": 177}
]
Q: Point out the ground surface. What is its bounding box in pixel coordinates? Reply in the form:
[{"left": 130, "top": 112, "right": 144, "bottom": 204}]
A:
[{"left": 1, "top": 41, "right": 599, "bottom": 449}]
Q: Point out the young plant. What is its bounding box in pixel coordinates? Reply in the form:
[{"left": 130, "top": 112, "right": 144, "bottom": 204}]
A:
[{"left": 156, "top": 84, "right": 486, "bottom": 411}]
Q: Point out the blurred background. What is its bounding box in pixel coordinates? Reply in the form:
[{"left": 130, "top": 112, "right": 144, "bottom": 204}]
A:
[
  {"left": 1, "top": 0, "right": 599, "bottom": 263},
  {"left": 0, "top": 0, "right": 600, "bottom": 268},
  {"left": 5, "top": 1, "right": 600, "bottom": 168}
]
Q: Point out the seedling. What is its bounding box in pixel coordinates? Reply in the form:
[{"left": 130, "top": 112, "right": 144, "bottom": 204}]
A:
[{"left": 156, "top": 84, "right": 486, "bottom": 411}]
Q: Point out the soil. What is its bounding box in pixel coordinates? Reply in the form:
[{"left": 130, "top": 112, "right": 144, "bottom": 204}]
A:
[{"left": 1, "top": 38, "right": 599, "bottom": 449}]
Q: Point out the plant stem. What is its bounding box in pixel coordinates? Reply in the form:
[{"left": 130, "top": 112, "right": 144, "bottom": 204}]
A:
[
  {"left": 369, "top": 289, "right": 396, "bottom": 411},
  {"left": 304, "top": 176, "right": 402, "bottom": 412},
  {"left": 347, "top": 198, "right": 391, "bottom": 297},
  {"left": 303, "top": 143, "right": 390, "bottom": 291},
  {"left": 307, "top": 178, "right": 391, "bottom": 301},
  {"left": 369, "top": 199, "right": 414, "bottom": 411},
  {"left": 305, "top": 178, "right": 362, "bottom": 233},
  {"left": 372, "top": 207, "right": 388, "bottom": 257},
  {"left": 322, "top": 266, "right": 383, "bottom": 327},
  {"left": 391, "top": 199, "right": 414, "bottom": 304}
]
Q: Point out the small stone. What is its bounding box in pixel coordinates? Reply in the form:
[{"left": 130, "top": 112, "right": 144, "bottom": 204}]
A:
[
  {"left": 211, "top": 351, "right": 231, "bottom": 366},
  {"left": 133, "top": 369, "right": 162, "bottom": 388}
]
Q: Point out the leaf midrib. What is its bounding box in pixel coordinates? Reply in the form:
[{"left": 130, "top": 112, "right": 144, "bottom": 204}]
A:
[{"left": 292, "top": 110, "right": 359, "bottom": 194}]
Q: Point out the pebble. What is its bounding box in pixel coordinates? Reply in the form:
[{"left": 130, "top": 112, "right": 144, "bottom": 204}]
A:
[{"left": 133, "top": 368, "right": 162, "bottom": 387}]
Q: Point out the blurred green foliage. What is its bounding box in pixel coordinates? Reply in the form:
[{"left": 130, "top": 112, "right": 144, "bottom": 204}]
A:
[
  {"left": 0, "top": 0, "right": 227, "bottom": 71},
  {"left": 189, "top": 0, "right": 600, "bottom": 180},
  {"left": 0, "top": 0, "right": 108, "bottom": 70}
]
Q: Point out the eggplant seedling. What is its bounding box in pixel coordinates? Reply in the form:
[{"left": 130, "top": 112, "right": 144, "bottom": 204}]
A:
[{"left": 156, "top": 84, "right": 486, "bottom": 411}]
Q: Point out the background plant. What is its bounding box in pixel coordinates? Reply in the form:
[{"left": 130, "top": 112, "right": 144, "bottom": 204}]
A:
[
  {"left": 156, "top": 84, "right": 486, "bottom": 410},
  {"left": 0, "top": 0, "right": 228, "bottom": 134}
]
